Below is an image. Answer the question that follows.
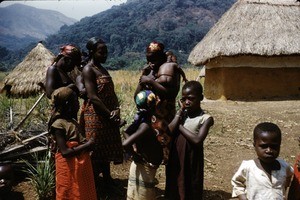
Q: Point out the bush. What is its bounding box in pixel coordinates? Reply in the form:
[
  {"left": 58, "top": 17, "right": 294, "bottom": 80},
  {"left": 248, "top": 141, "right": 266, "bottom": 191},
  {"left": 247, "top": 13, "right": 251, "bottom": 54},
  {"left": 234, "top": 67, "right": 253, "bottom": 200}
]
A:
[{"left": 23, "top": 150, "right": 55, "bottom": 200}]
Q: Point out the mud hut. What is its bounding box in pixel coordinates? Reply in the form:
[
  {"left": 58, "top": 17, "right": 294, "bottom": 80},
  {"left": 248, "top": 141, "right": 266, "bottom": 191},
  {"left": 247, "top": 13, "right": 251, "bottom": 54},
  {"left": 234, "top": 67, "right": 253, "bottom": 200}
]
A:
[
  {"left": 188, "top": 0, "right": 300, "bottom": 100},
  {"left": 2, "top": 42, "right": 55, "bottom": 97}
]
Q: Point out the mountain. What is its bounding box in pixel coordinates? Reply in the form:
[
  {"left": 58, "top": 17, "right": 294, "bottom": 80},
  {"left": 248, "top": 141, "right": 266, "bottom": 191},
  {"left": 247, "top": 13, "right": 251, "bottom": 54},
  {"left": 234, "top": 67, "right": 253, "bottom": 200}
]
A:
[
  {"left": 0, "top": 3, "right": 77, "bottom": 50},
  {"left": 44, "top": 0, "right": 236, "bottom": 68},
  {"left": 0, "top": 0, "right": 236, "bottom": 71}
]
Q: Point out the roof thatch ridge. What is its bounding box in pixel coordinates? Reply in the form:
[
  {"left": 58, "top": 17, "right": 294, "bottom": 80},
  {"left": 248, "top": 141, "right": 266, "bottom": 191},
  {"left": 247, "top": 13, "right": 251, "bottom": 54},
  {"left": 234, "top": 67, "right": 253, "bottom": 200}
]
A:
[
  {"left": 188, "top": 0, "right": 300, "bottom": 66},
  {"left": 2, "top": 43, "right": 55, "bottom": 97}
]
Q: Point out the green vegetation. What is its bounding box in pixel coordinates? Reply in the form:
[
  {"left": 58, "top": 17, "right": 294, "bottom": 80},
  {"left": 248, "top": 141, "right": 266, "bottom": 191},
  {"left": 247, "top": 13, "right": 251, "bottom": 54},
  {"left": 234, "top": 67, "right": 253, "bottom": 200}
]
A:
[
  {"left": 0, "top": 0, "right": 235, "bottom": 71},
  {"left": 23, "top": 150, "right": 55, "bottom": 200}
]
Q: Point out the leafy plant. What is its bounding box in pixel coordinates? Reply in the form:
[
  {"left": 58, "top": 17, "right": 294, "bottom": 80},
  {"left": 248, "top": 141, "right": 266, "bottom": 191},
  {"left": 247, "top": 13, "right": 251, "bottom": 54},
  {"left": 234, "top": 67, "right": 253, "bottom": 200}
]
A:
[{"left": 23, "top": 150, "right": 55, "bottom": 200}]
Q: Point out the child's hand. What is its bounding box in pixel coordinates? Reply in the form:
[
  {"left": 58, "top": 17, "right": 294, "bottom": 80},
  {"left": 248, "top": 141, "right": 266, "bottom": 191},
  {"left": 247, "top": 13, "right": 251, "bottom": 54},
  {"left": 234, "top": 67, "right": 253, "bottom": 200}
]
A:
[{"left": 178, "top": 99, "right": 185, "bottom": 110}]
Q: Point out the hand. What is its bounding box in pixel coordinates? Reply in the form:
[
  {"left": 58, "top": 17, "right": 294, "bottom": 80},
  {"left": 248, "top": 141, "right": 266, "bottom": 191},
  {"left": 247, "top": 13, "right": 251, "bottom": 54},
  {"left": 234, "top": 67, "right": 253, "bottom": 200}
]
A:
[
  {"left": 87, "top": 137, "right": 95, "bottom": 149},
  {"left": 178, "top": 99, "right": 185, "bottom": 110},
  {"left": 139, "top": 75, "right": 152, "bottom": 85},
  {"left": 110, "top": 108, "right": 121, "bottom": 123}
]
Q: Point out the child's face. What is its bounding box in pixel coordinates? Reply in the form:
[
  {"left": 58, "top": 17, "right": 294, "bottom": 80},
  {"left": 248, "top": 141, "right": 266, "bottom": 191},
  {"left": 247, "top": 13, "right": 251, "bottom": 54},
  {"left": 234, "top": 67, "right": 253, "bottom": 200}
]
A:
[
  {"left": 67, "top": 92, "right": 79, "bottom": 117},
  {"left": 254, "top": 131, "right": 281, "bottom": 164},
  {"left": 180, "top": 87, "right": 201, "bottom": 113}
]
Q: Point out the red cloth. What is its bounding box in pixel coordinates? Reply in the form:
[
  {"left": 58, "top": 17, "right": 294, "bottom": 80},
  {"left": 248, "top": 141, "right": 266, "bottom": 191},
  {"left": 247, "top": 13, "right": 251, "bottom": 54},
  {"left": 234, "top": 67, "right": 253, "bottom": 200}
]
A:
[
  {"left": 289, "top": 155, "right": 300, "bottom": 200},
  {"left": 55, "top": 142, "right": 97, "bottom": 200}
]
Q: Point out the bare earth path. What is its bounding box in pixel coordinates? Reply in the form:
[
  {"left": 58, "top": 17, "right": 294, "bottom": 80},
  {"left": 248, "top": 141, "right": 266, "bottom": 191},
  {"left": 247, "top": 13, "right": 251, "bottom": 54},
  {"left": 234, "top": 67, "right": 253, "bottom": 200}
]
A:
[{"left": 13, "top": 99, "right": 300, "bottom": 200}]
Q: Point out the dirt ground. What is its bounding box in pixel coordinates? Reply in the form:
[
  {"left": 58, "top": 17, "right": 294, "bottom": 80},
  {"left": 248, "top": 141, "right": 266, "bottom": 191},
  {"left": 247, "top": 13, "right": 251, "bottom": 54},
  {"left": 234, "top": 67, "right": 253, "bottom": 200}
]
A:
[{"left": 10, "top": 99, "right": 300, "bottom": 200}]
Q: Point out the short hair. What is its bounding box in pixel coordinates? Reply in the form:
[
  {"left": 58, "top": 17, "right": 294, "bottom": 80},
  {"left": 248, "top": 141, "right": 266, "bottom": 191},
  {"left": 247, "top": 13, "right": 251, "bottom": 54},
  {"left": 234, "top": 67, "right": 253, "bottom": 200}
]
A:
[
  {"left": 253, "top": 122, "right": 282, "bottom": 142},
  {"left": 182, "top": 80, "right": 203, "bottom": 97}
]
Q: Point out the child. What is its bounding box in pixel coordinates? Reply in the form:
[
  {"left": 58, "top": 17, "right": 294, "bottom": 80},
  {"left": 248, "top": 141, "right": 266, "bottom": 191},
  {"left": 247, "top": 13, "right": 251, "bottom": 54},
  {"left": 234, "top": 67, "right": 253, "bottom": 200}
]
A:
[
  {"left": 165, "top": 80, "right": 214, "bottom": 199},
  {"left": 288, "top": 136, "right": 300, "bottom": 200},
  {"left": 165, "top": 50, "right": 188, "bottom": 83},
  {"left": 123, "top": 90, "right": 164, "bottom": 200},
  {"left": 0, "top": 164, "right": 14, "bottom": 197},
  {"left": 48, "top": 87, "right": 97, "bottom": 200},
  {"left": 231, "top": 122, "right": 293, "bottom": 200},
  {"left": 124, "top": 90, "right": 170, "bottom": 164}
]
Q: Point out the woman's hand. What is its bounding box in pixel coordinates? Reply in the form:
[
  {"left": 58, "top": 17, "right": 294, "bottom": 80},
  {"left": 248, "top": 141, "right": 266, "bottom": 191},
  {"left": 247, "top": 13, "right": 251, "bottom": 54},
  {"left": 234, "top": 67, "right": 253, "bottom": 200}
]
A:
[
  {"left": 139, "top": 75, "right": 153, "bottom": 85},
  {"left": 87, "top": 137, "right": 95, "bottom": 146},
  {"left": 110, "top": 108, "right": 120, "bottom": 123}
]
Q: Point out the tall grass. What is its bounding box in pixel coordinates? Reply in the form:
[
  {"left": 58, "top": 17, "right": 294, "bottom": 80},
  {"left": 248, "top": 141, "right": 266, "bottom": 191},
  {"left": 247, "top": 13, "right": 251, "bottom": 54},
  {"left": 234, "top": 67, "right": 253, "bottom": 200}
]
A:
[
  {"left": 0, "top": 68, "right": 201, "bottom": 132},
  {"left": 110, "top": 68, "right": 201, "bottom": 128}
]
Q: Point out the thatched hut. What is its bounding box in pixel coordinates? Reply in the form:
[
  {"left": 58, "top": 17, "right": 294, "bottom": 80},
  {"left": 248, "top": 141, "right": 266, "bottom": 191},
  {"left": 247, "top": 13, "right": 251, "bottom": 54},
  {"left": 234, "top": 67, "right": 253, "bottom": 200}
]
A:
[
  {"left": 188, "top": 0, "right": 300, "bottom": 100},
  {"left": 2, "top": 42, "right": 55, "bottom": 97}
]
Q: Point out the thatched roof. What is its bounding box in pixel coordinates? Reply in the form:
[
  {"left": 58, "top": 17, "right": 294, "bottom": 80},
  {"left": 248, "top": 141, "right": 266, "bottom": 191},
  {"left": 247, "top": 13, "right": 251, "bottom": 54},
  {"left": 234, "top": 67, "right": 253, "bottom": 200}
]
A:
[
  {"left": 2, "top": 43, "right": 55, "bottom": 97},
  {"left": 188, "top": 0, "right": 300, "bottom": 66}
]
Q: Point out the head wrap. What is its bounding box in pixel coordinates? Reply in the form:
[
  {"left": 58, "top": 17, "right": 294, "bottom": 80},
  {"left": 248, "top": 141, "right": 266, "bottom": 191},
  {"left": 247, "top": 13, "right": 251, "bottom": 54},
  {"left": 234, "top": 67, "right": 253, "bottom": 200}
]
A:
[
  {"left": 135, "top": 90, "right": 156, "bottom": 110},
  {"left": 146, "top": 41, "right": 164, "bottom": 53},
  {"left": 51, "top": 87, "right": 74, "bottom": 110},
  {"left": 48, "top": 87, "right": 75, "bottom": 131},
  {"left": 59, "top": 44, "right": 82, "bottom": 66}
]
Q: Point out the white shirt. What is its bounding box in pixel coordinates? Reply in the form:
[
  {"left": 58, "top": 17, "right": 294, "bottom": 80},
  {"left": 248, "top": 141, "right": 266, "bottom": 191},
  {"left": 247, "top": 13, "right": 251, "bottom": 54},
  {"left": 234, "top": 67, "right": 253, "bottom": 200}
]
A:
[{"left": 231, "top": 159, "right": 293, "bottom": 200}]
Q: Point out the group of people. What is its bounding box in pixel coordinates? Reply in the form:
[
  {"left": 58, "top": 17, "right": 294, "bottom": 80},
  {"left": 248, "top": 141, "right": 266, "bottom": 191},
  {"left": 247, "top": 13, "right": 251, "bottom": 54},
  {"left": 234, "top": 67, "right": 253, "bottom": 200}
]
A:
[{"left": 43, "top": 37, "right": 300, "bottom": 200}]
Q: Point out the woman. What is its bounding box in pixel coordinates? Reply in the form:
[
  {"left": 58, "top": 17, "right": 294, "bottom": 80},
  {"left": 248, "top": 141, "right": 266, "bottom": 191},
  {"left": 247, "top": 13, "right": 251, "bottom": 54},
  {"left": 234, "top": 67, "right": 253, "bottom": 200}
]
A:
[
  {"left": 80, "top": 37, "right": 123, "bottom": 196},
  {"left": 134, "top": 41, "right": 182, "bottom": 197},
  {"left": 45, "top": 44, "right": 81, "bottom": 98},
  {"left": 135, "top": 41, "right": 181, "bottom": 123}
]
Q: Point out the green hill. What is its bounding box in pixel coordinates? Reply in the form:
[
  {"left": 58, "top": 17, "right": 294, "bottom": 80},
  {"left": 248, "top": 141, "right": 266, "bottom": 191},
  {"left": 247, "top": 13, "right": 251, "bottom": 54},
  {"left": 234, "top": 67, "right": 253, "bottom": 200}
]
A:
[{"left": 1, "top": 0, "right": 236, "bottom": 71}]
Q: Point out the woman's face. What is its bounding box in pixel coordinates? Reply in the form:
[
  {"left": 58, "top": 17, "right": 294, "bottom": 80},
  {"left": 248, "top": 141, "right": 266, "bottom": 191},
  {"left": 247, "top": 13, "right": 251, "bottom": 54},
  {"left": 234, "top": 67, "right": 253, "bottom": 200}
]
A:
[
  {"left": 146, "top": 52, "right": 164, "bottom": 69},
  {"left": 93, "top": 43, "right": 108, "bottom": 64},
  {"left": 63, "top": 56, "right": 76, "bottom": 72}
]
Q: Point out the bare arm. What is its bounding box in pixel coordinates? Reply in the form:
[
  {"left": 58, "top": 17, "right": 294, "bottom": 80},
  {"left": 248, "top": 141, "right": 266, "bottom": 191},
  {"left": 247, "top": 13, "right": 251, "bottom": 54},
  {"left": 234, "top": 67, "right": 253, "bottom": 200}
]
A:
[
  {"left": 54, "top": 128, "right": 94, "bottom": 158},
  {"left": 75, "top": 75, "right": 86, "bottom": 99},
  {"left": 179, "top": 117, "right": 214, "bottom": 146},
  {"left": 139, "top": 75, "right": 168, "bottom": 98},
  {"left": 168, "top": 109, "right": 184, "bottom": 134},
  {"left": 237, "top": 194, "right": 247, "bottom": 200},
  {"left": 123, "top": 123, "right": 150, "bottom": 161},
  {"left": 45, "top": 66, "right": 60, "bottom": 99},
  {"left": 82, "top": 65, "right": 111, "bottom": 118},
  {"left": 123, "top": 123, "right": 150, "bottom": 149}
]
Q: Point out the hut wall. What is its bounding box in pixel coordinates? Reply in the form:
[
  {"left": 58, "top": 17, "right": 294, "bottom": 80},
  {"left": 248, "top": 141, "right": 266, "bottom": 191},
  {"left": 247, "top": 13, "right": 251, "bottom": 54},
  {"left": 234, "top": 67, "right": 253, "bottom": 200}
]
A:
[{"left": 204, "top": 56, "right": 300, "bottom": 100}]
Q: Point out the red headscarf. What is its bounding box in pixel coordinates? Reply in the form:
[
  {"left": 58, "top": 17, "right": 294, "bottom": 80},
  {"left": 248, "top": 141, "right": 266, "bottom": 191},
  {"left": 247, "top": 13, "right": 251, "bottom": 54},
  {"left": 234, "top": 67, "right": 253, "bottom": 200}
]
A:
[
  {"left": 146, "top": 41, "right": 164, "bottom": 53},
  {"left": 59, "top": 44, "right": 81, "bottom": 66}
]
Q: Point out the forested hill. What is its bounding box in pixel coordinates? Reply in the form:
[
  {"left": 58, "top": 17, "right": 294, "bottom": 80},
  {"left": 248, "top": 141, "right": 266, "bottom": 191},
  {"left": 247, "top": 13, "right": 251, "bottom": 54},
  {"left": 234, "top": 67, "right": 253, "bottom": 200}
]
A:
[{"left": 1, "top": 0, "right": 236, "bottom": 71}]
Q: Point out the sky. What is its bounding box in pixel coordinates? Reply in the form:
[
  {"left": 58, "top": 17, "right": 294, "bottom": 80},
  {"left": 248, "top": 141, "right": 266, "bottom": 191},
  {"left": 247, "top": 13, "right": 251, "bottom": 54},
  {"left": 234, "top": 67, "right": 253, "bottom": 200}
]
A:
[{"left": 0, "top": 0, "right": 126, "bottom": 20}]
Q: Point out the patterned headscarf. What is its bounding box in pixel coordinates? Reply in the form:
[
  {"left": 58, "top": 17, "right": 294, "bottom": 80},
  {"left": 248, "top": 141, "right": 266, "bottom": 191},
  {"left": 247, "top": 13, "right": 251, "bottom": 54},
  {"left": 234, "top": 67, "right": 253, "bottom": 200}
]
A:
[
  {"left": 59, "top": 44, "right": 82, "bottom": 66},
  {"left": 146, "top": 41, "right": 164, "bottom": 53},
  {"left": 135, "top": 90, "right": 156, "bottom": 110}
]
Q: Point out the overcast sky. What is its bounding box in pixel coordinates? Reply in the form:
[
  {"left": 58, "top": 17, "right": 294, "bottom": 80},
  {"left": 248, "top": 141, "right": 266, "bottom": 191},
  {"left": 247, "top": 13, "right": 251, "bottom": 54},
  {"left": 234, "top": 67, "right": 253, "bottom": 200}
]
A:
[{"left": 0, "top": 0, "right": 126, "bottom": 20}]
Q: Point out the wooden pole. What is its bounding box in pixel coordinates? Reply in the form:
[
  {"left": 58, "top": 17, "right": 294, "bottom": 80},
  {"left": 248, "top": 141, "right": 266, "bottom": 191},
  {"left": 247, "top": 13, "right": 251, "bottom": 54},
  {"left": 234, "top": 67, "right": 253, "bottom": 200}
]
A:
[{"left": 13, "top": 93, "right": 46, "bottom": 132}]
